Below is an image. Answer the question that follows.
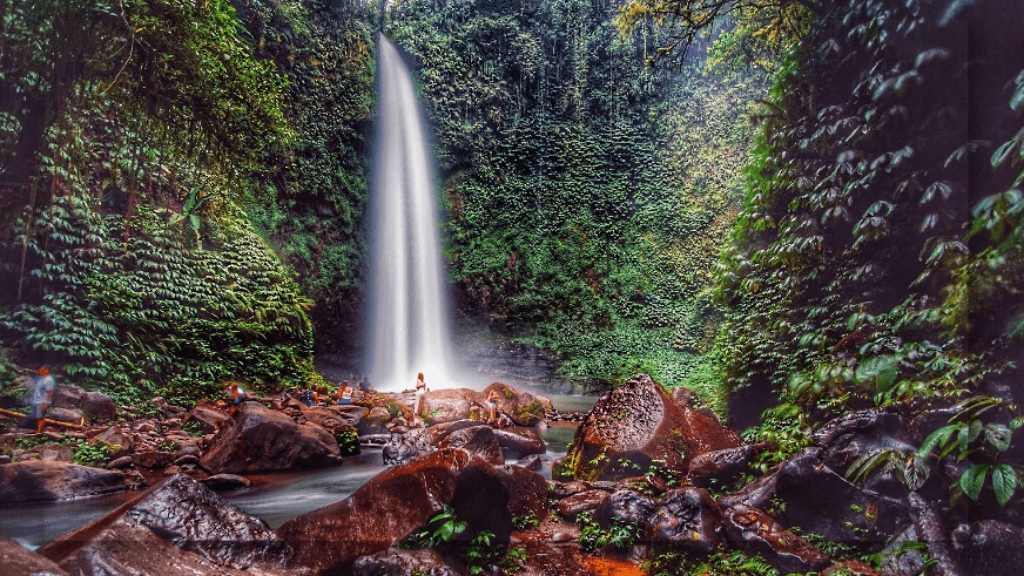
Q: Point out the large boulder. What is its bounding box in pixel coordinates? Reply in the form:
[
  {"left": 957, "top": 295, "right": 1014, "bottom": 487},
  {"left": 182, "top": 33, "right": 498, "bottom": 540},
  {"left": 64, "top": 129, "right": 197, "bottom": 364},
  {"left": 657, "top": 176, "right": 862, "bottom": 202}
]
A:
[
  {"left": 0, "top": 460, "right": 126, "bottom": 503},
  {"left": 301, "top": 405, "right": 366, "bottom": 430},
  {"left": 554, "top": 374, "right": 741, "bottom": 481},
  {"left": 438, "top": 426, "right": 504, "bottom": 466},
  {"left": 952, "top": 520, "right": 1024, "bottom": 576},
  {"left": 80, "top": 391, "right": 117, "bottom": 423},
  {"left": 418, "top": 389, "right": 476, "bottom": 424},
  {"left": 723, "top": 504, "right": 830, "bottom": 574},
  {"left": 773, "top": 448, "right": 909, "bottom": 543},
  {"left": 199, "top": 401, "right": 341, "bottom": 474},
  {"left": 480, "top": 382, "right": 552, "bottom": 426},
  {"left": 813, "top": 409, "right": 920, "bottom": 498},
  {"left": 493, "top": 428, "right": 547, "bottom": 460},
  {"left": 594, "top": 488, "right": 657, "bottom": 531},
  {"left": 40, "top": 475, "right": 310, "bottom": 576},
  {"left": 383, "top": 427, "right": 434, "bottom": 465},
  {"left": 187, "top": 400, "right": 230, "bottom": 434},
  {"left": 648, "top": 487, "right": 724, "bottom": 555},
  {"left": 276, "top": 448, "right": 515, "bottom": 574},
  {"left": 0, "top": 538, "right": 69, "bottom": 576}
]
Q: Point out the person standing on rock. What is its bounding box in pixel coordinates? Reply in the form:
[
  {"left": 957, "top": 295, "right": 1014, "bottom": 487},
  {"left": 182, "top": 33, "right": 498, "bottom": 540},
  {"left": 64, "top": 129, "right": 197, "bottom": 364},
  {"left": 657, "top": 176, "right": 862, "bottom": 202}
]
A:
[
  {"left": 23, "top": 366, "right": 56, "bottom": 434},
  {"left": 486, "top": 388, "right": 501, "bottom": 423},
  {"left": 414, "top": 372, "right": 427, "bottom": 423},
  {"left": 336, "top": 380, "right": 353, "bottom": 405}
]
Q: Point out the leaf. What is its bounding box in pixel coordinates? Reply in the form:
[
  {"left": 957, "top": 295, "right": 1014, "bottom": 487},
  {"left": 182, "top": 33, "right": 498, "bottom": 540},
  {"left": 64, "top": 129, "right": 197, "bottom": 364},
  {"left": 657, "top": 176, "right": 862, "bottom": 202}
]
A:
[
  {"left": 939, "top": 0, "right": 976, "bottom": 26},
  {"left": 991, "top": 464, "right": 1017, "bottom": 507},
  {"left": 960, "top": 464, "right": 989, "bottom": 502},
  {"left": 855, "top": 356, "right": 898, "bottom": 391},
  {"left": 918, "top": 424, "right": 957, "bottom": 458},
  {"left": 984, "top": 424, "right": 1012, "bottom": 452}
]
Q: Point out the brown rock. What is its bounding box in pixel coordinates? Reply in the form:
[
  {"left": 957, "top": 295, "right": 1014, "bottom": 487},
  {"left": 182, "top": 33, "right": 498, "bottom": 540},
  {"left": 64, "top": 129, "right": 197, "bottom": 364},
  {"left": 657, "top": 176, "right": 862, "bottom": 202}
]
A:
[
  {"left": 0, "top": 460, "right": 127, "bottom": 503},
  {"left": 199, "top": 402, "right": 341, "bottom": 474},
  {"left": 558, "top": 374, "right": 741, "bottom": 481},
  {"left": 277, "top": 448, "right": 513, "bottom": 573},
  {"left": 480, "top": 382, "right": 552, "bottom": 426},
  {"left": 80, "top": 391, "right": 117, "bottom": 423},
  {"left": 0, "top": 538, "right": 69, "bottom": 576},
  {"left": 132, "top": 451, "right": 176, "bottom": 469},
  {"left": 557, "top": 489, "right": 610, "bottom": 518},
  {"left": 353, "top": 547, "right": 459, "bottom": 576},
  {"left": 649, "top": 487, "right": 724, "bottom": 555},
  {"left": 187, "top": 400, "right": 230, "bottom": 434},
  {"left": 301, "top": 405, "right": 366, "bottom": 430},
  {"left": 722, "top": 504, "right": 830, "bottom": 574},
  {"left": 47, "top": 407, "right": 84, "bottom": 424},
  {"left": 493, "top": 428, "right": 547, "bottom": 459},
  {"left": 438, "top": 425, "right": 504, "bottom": 465}
]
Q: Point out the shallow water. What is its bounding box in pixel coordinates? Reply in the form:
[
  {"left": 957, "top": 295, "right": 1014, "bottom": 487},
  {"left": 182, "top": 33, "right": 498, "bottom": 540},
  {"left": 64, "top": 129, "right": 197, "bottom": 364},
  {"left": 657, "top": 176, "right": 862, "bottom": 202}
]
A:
[{"left": 0, "top": 398, "right": 593, "bottom": 550}]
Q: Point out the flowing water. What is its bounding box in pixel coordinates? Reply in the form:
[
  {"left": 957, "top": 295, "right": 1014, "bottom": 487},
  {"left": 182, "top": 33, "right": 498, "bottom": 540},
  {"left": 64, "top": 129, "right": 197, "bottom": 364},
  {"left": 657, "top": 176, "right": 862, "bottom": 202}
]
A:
[{"left": 366, "top": 36, "right": 457, "bottom": 391}]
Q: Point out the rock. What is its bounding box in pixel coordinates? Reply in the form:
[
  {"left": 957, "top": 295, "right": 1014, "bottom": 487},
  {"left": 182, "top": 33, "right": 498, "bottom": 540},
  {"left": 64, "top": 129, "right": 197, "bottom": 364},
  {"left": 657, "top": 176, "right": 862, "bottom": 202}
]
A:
[
  {"left": 558, "top": 374, "right": 741, "bottom": 481},
  {"left": 199, "top": 401, "right": 342, "bottom": 474},
  {"left": 173, "top": 454, "right": 199, "bottom": 467},
  {"left": 153, "top": 396, "right": 187, "bottom": 418},
  {"left": 556, "top": 489, "right": 610, "bottom": 518},
  {"left": 821, "top": 561, "right": 879, "bottom": 575},
  {"left": 277, "top": 448, "right": 514, "bottom": 574},
  {"left": 47, "top": 407, "right": 83, "bottom": 424},
  {"left": 92, "top": 425, "right": 134, "bottom": 452},
  {"left": 80, "top": 391, "right": 117, "bottom": 423},
  {"left": 187, "top": 400, "right": 230, "bottom": 434},
  {"left": 177, "top": 440, "right": 201, "bottom": 458},
  {"left": 480, "top": 382, "right": 552, "bottom": 426},
  {"left": 203, "top": 474, "right": 252, "bottom": 490},
  {"left": 0, "top": 538, "right": 69, "bottom": 576},
  {"left": 418, "top": 389, "right": 475, "bottom": 424},
  {"left": 814, "top": 409, "right": 919, "bottom": 498},
  {"left": 107, "top": 456, "right": 134, "bottom": 470},
  {"left": 42, "top": 474, "right": 309, "bottom": 576},
  {"left": 878, "top": 525, "right": 927, "bottom": 576},
  {"left": 497, "top": 464, "right": 550, "bottom": 526},
  {"left": 649, "top": 487, "right": 723, "bottom": 555},
  {"left": 952, "top": 520, "right": 1024, "bottom": 576},
  {"left": 671, "top": 387, "right": 696, "bottom": 407},
  {"left": 594, "top": 488, "right": 657, "bottom": 530},
  {"left": 908, "top": 492, "right": 964, "bottom": 576},
  {"left": 722, "top": 504, "right": 830, "bottom": 574},
  {"left": 718, "top": 465, "right": 781, "bottom": 510},
  {"left": 438, "top": 425, "right": 504, "bottom": 466},
  {"left": 618, "top": 475, "right": 668, "bottom": 497},
  {"left": 301, "top": 405, "right": 366, "bottom": 430},
  {"left": 383, "top": 427, "right": 435, "bottom": 466},
  {"left": 132, "top": 451, "right": 176, "bottom": 469},
  {"left": 52, "top": 384, "right": 85, "bottom": 410},
  {"left": 493, "top": 428, "right": 547, "bottom": 459},
  {"left": 0, "top": 460, "right": 127, "bottom": 503},
  {"left": 353, "top": 548, "right": 459, "bottom": 576},
  {"left": 516, "top": 454, "right": 545, "bottom": 471},
  {"left": 548, "top": 480, "right": 592, "bottom": 499},
  {"left": 773, "top": 448, "right": 909, "bottom": 543},
  {"left": 359, "top": 407, "right": 392, "bottom": 436},
  {"left": 687, "top": 445, "right": 755, "bottom": 486}
]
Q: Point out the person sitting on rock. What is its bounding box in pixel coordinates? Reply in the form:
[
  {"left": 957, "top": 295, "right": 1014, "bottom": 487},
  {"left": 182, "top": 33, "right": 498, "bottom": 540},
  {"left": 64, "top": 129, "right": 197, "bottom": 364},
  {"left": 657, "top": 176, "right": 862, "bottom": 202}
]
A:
[
  {"left": 336, "top": 380, "right": 353, "bottom": 405},
  {"left": 21, "top": 366, "right": 56, "bottom": 434},
  {"left": 486, "top": 388, "right": 501, "bottom": 422},
  {"left": 298, "top": 388, "right": 317, "bottom": 407},
  {"left": 223, "top": 382, "right": 247, "bottom": 415}
]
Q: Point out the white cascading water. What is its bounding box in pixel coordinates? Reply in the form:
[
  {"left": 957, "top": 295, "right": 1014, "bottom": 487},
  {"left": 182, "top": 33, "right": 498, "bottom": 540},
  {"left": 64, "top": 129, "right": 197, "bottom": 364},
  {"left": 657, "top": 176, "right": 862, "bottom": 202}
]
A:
[{"left": 366, "top": 37, "right": 455, "bottom": 391}]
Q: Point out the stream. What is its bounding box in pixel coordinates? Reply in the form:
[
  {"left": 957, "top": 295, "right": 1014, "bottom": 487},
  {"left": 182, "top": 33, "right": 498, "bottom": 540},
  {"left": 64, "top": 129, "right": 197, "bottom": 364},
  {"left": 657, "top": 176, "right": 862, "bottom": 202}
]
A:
[{"left": 0, "top": 408, "right": 584, "bottom": 550}]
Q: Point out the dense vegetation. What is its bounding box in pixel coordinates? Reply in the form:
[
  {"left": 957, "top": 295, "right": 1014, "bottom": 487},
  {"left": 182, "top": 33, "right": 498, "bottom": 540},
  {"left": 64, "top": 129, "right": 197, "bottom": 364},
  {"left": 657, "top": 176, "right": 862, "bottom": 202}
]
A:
[
  {"left": 0, "top": 0, "right": 326, "bottom": 404},
  {"left": 386, "top": 0, "right": 765, "bottom": 402}
]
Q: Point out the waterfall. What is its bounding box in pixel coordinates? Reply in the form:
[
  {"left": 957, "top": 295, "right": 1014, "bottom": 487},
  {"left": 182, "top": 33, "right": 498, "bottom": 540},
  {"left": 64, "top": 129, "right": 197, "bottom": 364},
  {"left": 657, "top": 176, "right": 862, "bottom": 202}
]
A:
[{"left": 365, "top": 36, "right": 455, "bottom": 392}]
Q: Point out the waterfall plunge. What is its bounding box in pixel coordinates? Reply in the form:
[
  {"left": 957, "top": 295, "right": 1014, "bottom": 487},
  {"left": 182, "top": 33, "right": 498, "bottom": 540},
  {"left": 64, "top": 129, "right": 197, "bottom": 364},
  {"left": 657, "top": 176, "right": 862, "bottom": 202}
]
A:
[{"left": 366, "top": 37, "right": 456, "bottom": 392}]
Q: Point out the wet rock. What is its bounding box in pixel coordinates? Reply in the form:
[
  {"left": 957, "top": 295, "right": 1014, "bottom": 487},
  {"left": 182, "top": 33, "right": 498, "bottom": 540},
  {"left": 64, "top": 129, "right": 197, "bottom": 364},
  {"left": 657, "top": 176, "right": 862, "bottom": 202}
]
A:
[
  {"left": 153, "top": 396, "right": 187, "bottom": 419},
  {"left": 359, "top": 407, "right": 392, "bottom": 436},
  {"left": 908, "top": 492, "right": 963, "bottom": 576},
  {"left": 497, "top": 463, "right": 550, "bottom": 526},
  {"left": 44, "top": 475, "right": 309, "bottom": 576},
  {"left": 92, "top": 425, "right": 134, "bottom": 452},
  {"left": 0, "top": 460, "right": 127, "bottom": 503},
  {"left": 548, "top": 480, "right": 591, "bottom": 499},
  {"left": 383, "top": 427, "right": 435, "bottom": 465},
  {"left": 133, "top": 451, "right": 177, "bottom": 469},
  {"left": 0, "top": 537, "right": 69, "bottom": 576},
  {"left": 200, "top": 401, "right": 342, "bottom": 474},
  {"left": 277, "top": 449, "right": 513, "bottom": 574},
  {"left": 618, "top": 475, "right": 669, "bottom": 497},
  {"left": 353, "top": 548, "right": 458, "bottom": 576},
  {"left": 493, "top": 428, "right": 547, "bottom": 460},
  {"left": 687, "top": 445, "right": 755, "bottom": 486},
  {"left": 557, "top": 489, "right": 610, "bottom": 518},
  {"left": 481, "top": 382, "right": 552, "bottom": 427},
  {"left": 595, "top": 488, "right": 656, "bottom": 531},
  {"left": 516, "top": 454, "right": 545, "bottom": 471},
  {"left": 557, "top": 374, "right": 740, "bottom": 482},
  {"left": 438, "top": 425, "right": 504, "bottom": 465},
  {"left": 877, "top": 525, "right": 927, "bottom": 576},
  {"left": 952, "top": 520, "right": 1024, "bottom": 576},
  {"left": 722, "top": 504, "right": 830, "bottom": 574},
  {"left": 419, "top": 390, "right": 475, "bottom": 424},
  {"left": 649, "top": 487, "right": 723, "bottom": 555},
  {"left": 203, "top": 474, "right": 252, "bottom": 490},
  {"left": 719, "top": 465, "right": 781, "bottom": 510},
  {"left": 814, "top": 409, "right": 918, "bottom": 497},
  {"left": 821, "top": 561, "right": 879, "bottom": 575},
  {"left": 773, "top": 448, "right": 909, "bottom": 543},
  {"left": 301, "top": 405, "right": 366, "bottom": 430},
  {"left": 52, "top": 384, "right": 85, "bottom": 410}
]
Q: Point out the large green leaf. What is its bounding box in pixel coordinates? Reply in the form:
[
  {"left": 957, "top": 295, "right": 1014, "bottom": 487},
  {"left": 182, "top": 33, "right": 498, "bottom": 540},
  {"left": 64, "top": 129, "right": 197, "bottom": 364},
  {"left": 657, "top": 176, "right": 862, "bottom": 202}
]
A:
[
  {"left": 960, "top": 464, "right": 990, "bottom": 502},
  {"left": 991, "top": 464, "right": 1017, "bottom": 507},
  {"left": 855, "top": 356, "right": 898, "bottom": 391}
]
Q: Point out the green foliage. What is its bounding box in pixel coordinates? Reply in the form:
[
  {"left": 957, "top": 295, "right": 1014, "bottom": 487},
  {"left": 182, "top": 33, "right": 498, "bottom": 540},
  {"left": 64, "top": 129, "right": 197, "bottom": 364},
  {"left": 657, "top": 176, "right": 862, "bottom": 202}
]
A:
[
  {"left": 644, "top": 548, "right": 779, "bottom": 576},
  {"left": 576, "top": 511, "right": 639, "bottom": 552},
  {"left": 73, "top": 440, "right": 119, "bottom": 467},
  {"left": 333, "top": 424, "right": 361, "bottom": 456},
  {"left": 386, "top": 0, "right": 764, "bottom": 392}
]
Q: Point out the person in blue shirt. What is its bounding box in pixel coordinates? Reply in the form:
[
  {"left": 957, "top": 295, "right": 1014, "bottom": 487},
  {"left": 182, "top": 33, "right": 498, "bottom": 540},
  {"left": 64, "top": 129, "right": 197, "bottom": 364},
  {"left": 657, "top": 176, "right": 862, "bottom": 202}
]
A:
[{"left": 24, "top": 366, "right": 56, "bottom": 433}]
